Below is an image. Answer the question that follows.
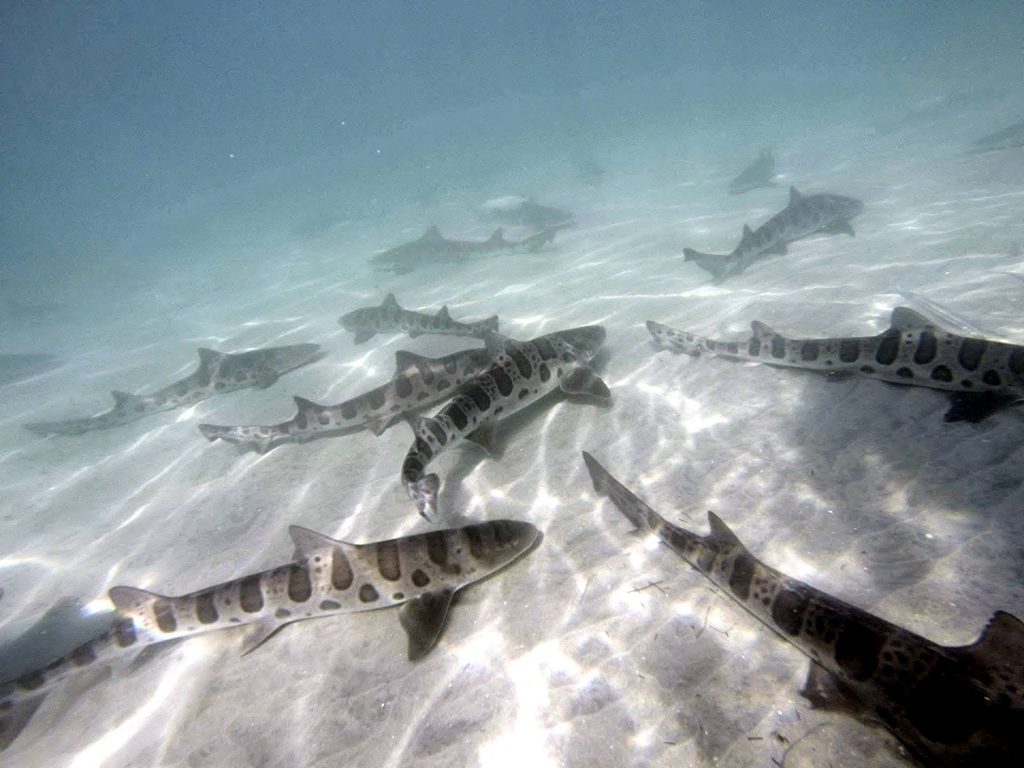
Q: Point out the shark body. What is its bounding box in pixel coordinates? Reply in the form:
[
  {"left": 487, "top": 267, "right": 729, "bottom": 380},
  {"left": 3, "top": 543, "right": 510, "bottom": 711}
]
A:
[
  {"left": 646, "top": 306, "right": 1024, "bottom": 422},
  {"left": 478, "top": 196, "right": 574, "bottom": 230},
  {"left": 582, "top": 451, "right": 1024, "bottom": 768},
  {"left": 403, "top": 326, "right": 610, "bottom": 519},
  {"left": 339, "top": 293, "right": 499, "bottom": 345},
  {"left": 370, "top": 225, "right": 564, "bottom": 275},
  {"left": 24, "top": 344, "right": 324, "bottom": 436},
  {"left": 727, "top": 149, "right": 777, "bottom": 195},
  {"left": 684, "top": 186, "right": 864, "bottom": 282},
  {"left": 970, "top": 119, "right": 1024, "bottom": 153},
  {"left": 198, "top": 347, "right": 495, "bottom": 452},
  {"left": 0, "top": 519, "right": 539, "bottom": 751}
]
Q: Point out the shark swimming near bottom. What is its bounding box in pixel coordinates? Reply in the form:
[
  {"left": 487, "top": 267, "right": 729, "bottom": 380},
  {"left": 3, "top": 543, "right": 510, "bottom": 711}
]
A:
[
  {"left": 646, "top": 306, "right": 1024, "bottom": 422},
  {"left": 0, "top": 518, "right": 539, "bottom": 752},
  {"left": 582, "top": 451, "right": 1024, "bottom": 768},
  {"left": 198, "top": 347, "right": 495, "bottom": 453},
  {"left": 403, "top": 326, "right": 610, "bottom": 519},
  {"left": 684, "top": 186, "right": 864, "bottom": 282},
  {"left": 23, "top": 343, "right": 324, "bottom": 436},
  {"left": 727, "top": 148, "right": 777, "bottom": 195},
  {"left": 369, "top": 224, "right": 567, "bottom": 275},
  {"left": 339, "top": 293, "right": 499, "bottom": 345}
]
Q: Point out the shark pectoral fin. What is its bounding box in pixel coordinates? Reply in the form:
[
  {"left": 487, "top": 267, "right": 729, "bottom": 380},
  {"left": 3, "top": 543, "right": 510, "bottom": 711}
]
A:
[
  {"left": 0, "top": 691, "right": 48, "bottom": 751},
  {"left": 399, "top": 587, "right": 457, "bottom": 661},
  {"left": 288, "top": 525, "right": 342, "bottom": 560},
  {"left": 560, "top": 367, "right": 611, "bottom": 399},
  {"left": 959, "top": 610, "right": 1024, "bottom": 664},
  {"left": 240, "top": 618, "right": 287, "bottom": 656},
  {"left": 889, "top": 306, "right": 936, "bottom": 331},
  {"left": 197, "top": 348, "right": 226, "bottom": 367},
  {"left": 466, "top": 423, "right": 497, "bottom": 455},
  {"left": 943, "top": 391, "right": 1005, "bottom": 423},
  {"left": 704, "top": 511, "right": 744, "bottom": 550},
  {"left": 800, "top": 662, "right": 864, "bottom": 715},
  {"left": 352, "top": 329, "right": 375, "bottom": 344},
  {"left": 111, "top": 390, "right": 142, "bottom": 409},
  {"left": 822, "top": 219, "right": 855, "bottom": 237}
]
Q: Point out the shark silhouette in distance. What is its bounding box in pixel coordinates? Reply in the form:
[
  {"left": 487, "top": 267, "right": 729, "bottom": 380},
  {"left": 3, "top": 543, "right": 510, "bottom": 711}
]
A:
[
  {"left": 646, "top": 306, "right": 1024, "bottom": 422},
  {"left": 199, "top": 347, "right": 495, "bottom": 453},
  {"left": 0, "top": 519, "right": 540, "bottom": 751},
  {"left": 727, "top": 149, "right": 777, "bottom": 194},
  {"left": 970, "top": 119, "right": 1024, "bottom": 154},
  {"left": 683, "top": 186, "right": 864, "bottom": 282},
  {"left": 24, "top": 344, "right": 324, "bottom": 436},
  {"left": 339, "top": 293, "right": 499, "bottom": 345},
  {"left": 477, "top": 196, "right": 574, "bottom": 230},
  {"left": 370, "top": 224, "right": 569, "bottom": 275},
  {"left": 583, "top": 451, "right": 1024, "bottom": 768}
]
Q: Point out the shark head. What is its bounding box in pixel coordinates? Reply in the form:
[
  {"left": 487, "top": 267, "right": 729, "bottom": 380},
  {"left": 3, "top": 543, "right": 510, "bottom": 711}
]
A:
[{"left": 553, "top": 325, "right": 606, "bottom": 361}]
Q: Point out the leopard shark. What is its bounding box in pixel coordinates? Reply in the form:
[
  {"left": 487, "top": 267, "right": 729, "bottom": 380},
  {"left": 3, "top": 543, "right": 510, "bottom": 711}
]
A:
[
  {"left": 0, "top": 518, "right": 539, "bottom": 751},
  {"left": 370, "top": 225, "right": 565, "bottom": 275},
  {"left": 728, "top": 148, "right": 777, "bottom": 195},
  {"left": 23, "top": 343, "right": 323, "bottom": 436},
  {"left": 198, "top": 347, "right": 495, "bottom": 453},
  {"left": 403, "top": 326, "right": 610, "bottom": 519},
  {"left": 684, "top": 186, "right": 864, "bottom": 282},
  {"left": 339, "top": 293, "right": 499, "bottom": 345},
  {"left": 646, "top": 306, "right": 1024, "bottom": 422},
  {"left": 582, "top": 451, "right": 1024, "bottom": 768}
]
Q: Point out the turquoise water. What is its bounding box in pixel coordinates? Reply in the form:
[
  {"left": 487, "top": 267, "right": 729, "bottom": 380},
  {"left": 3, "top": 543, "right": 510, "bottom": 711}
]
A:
[{"left": 1, "top": 3, "right": 1023, "bottom": 766}]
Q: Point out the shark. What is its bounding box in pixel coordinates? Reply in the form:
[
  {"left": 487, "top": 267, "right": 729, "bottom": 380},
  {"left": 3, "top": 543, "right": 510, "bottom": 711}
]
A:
[
  {"left": 370, "top": 225, "right": 566, "bottom": 275},
  {"left": 582, "top": 451, "right": 1024, "bottom": 768},
  {"left": 683, "top": 186, "right": 864, "bottom": 282},
  {"left": 403, "top": 326, "right": 610, "bottom": 519},
  {"left": 23, "top": 343, "right": 324, "bottom": 436},
  {"left": 477, "top": 196, "right": 574, "bottom": 230},
  {"left": 727, "top": 149, "right": 777, "bottom": 195},
  {"left": 646, "top": 306, "right": 1024, "bottom": 422},
  {"left": 198, "top": 347, "right": 495, "bottom": 453},
  {"left": 0, "top": 518, "right": 540, "bottom": 751},
  {"left": 339, "top": 293, "right": 499, "bottom": 345},
  {"left": 970, "top": 119, "right": 1024, "bottom": 154}
]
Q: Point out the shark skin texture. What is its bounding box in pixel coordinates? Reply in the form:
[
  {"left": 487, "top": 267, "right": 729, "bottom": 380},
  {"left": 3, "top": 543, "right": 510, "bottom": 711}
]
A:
[
  {"left": 339, "top": 293, "right": 499, "bottom": 345},
  {"left": 23, "top": 344, "right": 324, "bottom": 436},
  {"left": 369, "top": 224, "right": 568, "bottom": 275},
  {"left": 683, "top": 186, "right": 864, "bottom": 282},
  {"left": 0, "top": 519, "right": 540, "bottom": 752},
  {"left": 646, "top": 306, "right": 1024, "bottom": 422},
  {"left": 402, "top": 326, "right": 610, "bottom": 519},
  {"left": 582, "top": 451, "right": 1024, "bottom": 768},
  {"left": 198, "top": 347, "right": 496, "bottom": 453}
]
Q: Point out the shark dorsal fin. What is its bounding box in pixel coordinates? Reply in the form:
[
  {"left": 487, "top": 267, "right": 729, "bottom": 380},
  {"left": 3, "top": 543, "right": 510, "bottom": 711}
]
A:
[
  {"left": 288, "top": 525, "right": 349, "bottom": 561},
  {"left": 111, "top": 390, "right": 141, "bottom": 408},
  {"left": 381, "top": 293, "right": 401, "bottom": 310},
  {"left": 788, "top": 186, "right": 802, "bottom": 205},
  {"left": 197, "top": 348, "right": 225, "bottom": 366},
  {"left": 890, "top": 306, "right": 937, "bottom": 331},
  {"left": 422, "top": 225, "right": 443, "bottom": 241},
  {"left": 109, "top": 585, "right": 164, "bottom": 613},
  {"left": 394, "top": 350, "right": 432, "bottom": 372},
  {"left": 750, "top": 320, "right": 778, "bottom": 338},
  {"left": 292, "top": 396, "right": 321, "bottom": 413},
  {"left": 740, "top": 224, "right": 754, "bottom": 245},
  {"left": 959, "top": 610, "right": 1024, "bottom": 664},
  {"left": 437, "top": 305, "right": 452, "bottom": 322},
  {"left": 488, "top": 228, "right": 504, "bottom": 243},
  {"left": 705, "top": 512, "right": 744, "bottom": 551},
  {"left": 399, "top": 587, "right": 457, "bottom": 661}
]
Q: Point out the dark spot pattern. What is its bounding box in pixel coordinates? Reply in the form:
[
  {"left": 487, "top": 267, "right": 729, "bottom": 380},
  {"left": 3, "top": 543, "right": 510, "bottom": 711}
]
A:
[
  {"left": 70, "top": 643, "right": 97, "bottom": 666},
  {"left": 507, "top": 346, "right": 533, "bottom": 378},
  {"left": 839, "top": 340, "right": 860, "bottom": 363},
  {"left": 287, "top": 564, "right": 312, "bottom": 602},
  {"left": 411, "top": 569, "right": 431, "bottom": 587},
  {"left": 538, "top": 363, "right": 551, "bottom": 382},
  {"left": 728, "top": 554, "right": 755, "bottom": 600},
  {"left": 771, "top": 589, "right": 809, "bottom": 636},
  {"left": 114, "top": 618, "right": 137, "bottom": 647},
  {"left": 320, "top": 599, "right": 341, "bottom": 610},
  {"left": 295, "top": 414, "right": 308, "bottom": 430},
  {"left": 426, "top": 532, "right": 448, "bottom": 567},
  {"left": 425, "top": 419, "right": 448, "bottom": 446},
  {"left": 240, "top": 575, "right": 264, "bottom": 612},
  {"left": 377, "top": 540, "right": 402, "bottom": 581},
  {"left": 448, "top": 403, "right": 469, "bottom": 430},
  {"left": 341, "top": 402, "right": 357, "bottom": 420},
  {"left": 534, "top": 338, "right": 557, "bottom": 360},
  {"left": 913, "top": 331, "right": 937, "bottom": 364},
  {"left": 359, "top": 584, "right": 379, "bottom": 603},
  {"left": 465, "top": 385, "right": 491, "bottom": 411},
  {"left": 748, "top": 337, "right": 761, "bottom": 356},
  {"left": 834, "top": 621, "right": 884, "bottom": 681},
  {"left": 154, "top": 599, "right": 177, "bottom": 633},
  {"left": 275, "top": 608, "right": 291, "bottom": 619},
  {"left": 395, "top": 376, "right": 413, "bottom": 398},
  {"left": 331, "top": 549, "right": 354, "bottom": 590},
  {"left": 957, "top": 338, "right": 988, "bottom": 371},
  {"left": 930, "top": 365, "right": 953, "bottom": 383},
  {"left": 983, "top": 370, "right": 1002, "bottom": 387},
  {"left": 800, "top": 341, "right": 819, "bottom": 362},
  {"left": 875, "top": 331, "right": 900, "bottom": 365},
  {"left": 896, "top": 367, "right": 914, "bottom": 379},
  {"left": 16, "top": 672, "right": 46, "bottom": 691},
  {"left": 771, "top": 336, "right": 786, "bottom": 359},
  {"left": 196, "top": 592, "right": 219, "bottom": 624},
  {"left": 491, "top": 366, "right": 514, "bottom": 396}
]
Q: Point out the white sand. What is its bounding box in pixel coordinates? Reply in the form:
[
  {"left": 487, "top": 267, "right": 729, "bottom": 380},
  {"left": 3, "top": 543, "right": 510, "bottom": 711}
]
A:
[{"left": 2, "top": 95, "right": 1023, "bottom": 768}]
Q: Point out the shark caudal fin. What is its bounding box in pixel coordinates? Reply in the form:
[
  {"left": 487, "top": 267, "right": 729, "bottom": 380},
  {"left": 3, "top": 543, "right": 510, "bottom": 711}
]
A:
[
  {"left": 0, "top": 692, "right": 48, "bottom": 751},
  {"left": 683, "top": 248, "right": 733, "bottom": 281},
  {"left": 411, "top": 474, "right": 440, "bottom": 520}
]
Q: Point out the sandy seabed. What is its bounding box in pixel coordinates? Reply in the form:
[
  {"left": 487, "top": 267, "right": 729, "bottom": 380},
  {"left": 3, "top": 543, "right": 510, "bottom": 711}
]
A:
[{"left": 2, "top": 101, "right": 1024, "bottom": 768}]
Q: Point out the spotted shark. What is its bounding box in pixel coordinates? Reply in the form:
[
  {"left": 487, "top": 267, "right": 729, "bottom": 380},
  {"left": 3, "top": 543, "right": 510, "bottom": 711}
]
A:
[
  {"left": 647, "top": 307, "right": 1024, "bottom": 422},
  {"left": 728, "top": 148, "right": 777, "bottom": 195},
  {"left": 0, "top": 519, "right": 539, "bottom": 751},
  {"left": 198, "top": 347, "right": 495, "bottom": 453},
  {"left": 339, "top": 293, "right": 499, "bottom": 345},
  {"left": 403, "top": 326, "right": 610, "bottom": 519},
  {"left": 582, "top": 451, "right": 1024, "bottom": 768},
  {"left": 684, "top": 186, "right": 864, "bottom": 282},
  {"left": 23, "top": 344, "right": 324, "bottom": 436},
  {"left": 970, "top": 119, "right": 1024, "bottom": 153},
  {"left": 370, "top": 224, "right": 564, "bottom": 275}
]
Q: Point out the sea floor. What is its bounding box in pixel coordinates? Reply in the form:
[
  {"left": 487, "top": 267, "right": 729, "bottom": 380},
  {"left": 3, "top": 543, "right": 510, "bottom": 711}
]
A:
[{"left": 1, "top": 99, "right": 1024, "bottom": 768}]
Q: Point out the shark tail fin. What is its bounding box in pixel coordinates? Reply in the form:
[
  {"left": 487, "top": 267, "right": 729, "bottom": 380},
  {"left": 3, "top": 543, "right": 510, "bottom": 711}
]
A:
[
  {"left": 0, "top": 692, "right": 48, "bottom": 751},
  {"left": 412, "top": 474, "right": 440, "bottom": 520},
  {"left": 683, "top": 248, "right": 733, "bottom": 282}
]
